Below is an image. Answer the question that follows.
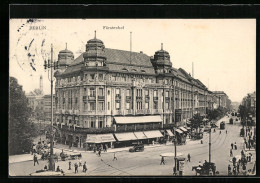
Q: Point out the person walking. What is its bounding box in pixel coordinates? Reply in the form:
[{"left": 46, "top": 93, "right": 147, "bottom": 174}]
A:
[
  {"left": 234, "top": 144, "right": 237, "bottom": 150},
  {"left": 44, "top": 165, "right": 48, "bottom": 171},
  {"left": 74, "top": 162, "right": 78, "bottom": 174},
  {"left": 231, "top": 143, "right": 234, "bottom": 149},
  {"left": 83, "top": 162, "right": 87, "bottom": 173},
  {"left": 220, "top": 131, "right": 221, "bottom": 134},
  {"left": 98, "top": 149, "right": 101, "bottom": 157},
  {"left": 68, "top": 161, "right": 71, "bottom": 170},
  {"left": 56, "top": 166, "right": 60, "bottom": 172},
  {"left": 187, "top": 153, "right": 191, "bottom": 162},
  {"left": 160, "top": 156, "right": 165, "bottom": 165},
  {"left": 79, "top": 159, "right": 82, "bottom": 167},
  {"left": 228, "top": 165, "right": 232, "bottom": 175},
  {"left": 214, "top": 128, "right": 216, "bottom": 133},
  {"left": 233, "top": 166, "right": 237, "bottom": 176},
  {"left": 232, "top": 157, "right": 237, "bottom": 166},
  {"left": 113, "top": 152, "right": 117, "bottom": 161},
  {"left": 226, "top": 130, "right": 228, "bottom": 134},
  {"left": 230, "top": 149, "right": 233, "bottom": 157},
  {"left": 237, "top": 163, "right": 240, "bottom": 174},
  {"left": 33, "top": 154, "right": 39, "bottom": 166}
]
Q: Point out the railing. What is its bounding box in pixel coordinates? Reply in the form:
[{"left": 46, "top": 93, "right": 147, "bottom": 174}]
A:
[
  {"left": 145, "top": 96, "right": 150, "bottom": 102},
  {"left": 88, "top": 96, "right": 96, "bottom": 100},
  {"left": 153, "top": 109, "right": 159, "bottom": 114},
  {"left": 153, "top": 97, "right": 158, "bottom": 101},
  {"left": 112, "top": 110, "right": 122, "bottom": 116},
  {"left": 125, "top": 109, "right": 133, "bottom": 115},
  {"left": 115, "top": 95, "right": 121, "bottom": 100},
  {"left": 136, "top": 109, "right": 145, "bottom": 115},
  {"left": 98, "top": 96, "right": 105, "bottom": 100},
  {"left": 136, "top": 96, "right": 142, "bottom": 100},
  {"left": 83, "top": 96, "right": 87, "bottom": 102},
  {"left": 144, "top": 109, "right": 151, "bottom": 114},
  {"left": 126, "top": 96, "right": 132, "bottom": 101}
]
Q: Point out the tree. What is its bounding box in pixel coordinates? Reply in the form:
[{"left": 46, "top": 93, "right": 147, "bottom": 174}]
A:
[
  {"left": 9, "top": 77, "right": 37, "bottom": 155},
  {"left": 190, "top": 113, "right": 204, "bottom": 133}
]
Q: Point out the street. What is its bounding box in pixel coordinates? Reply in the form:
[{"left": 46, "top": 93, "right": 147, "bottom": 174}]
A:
[{"left": 9, "top": 116, "right": 256, "bottom": 176}]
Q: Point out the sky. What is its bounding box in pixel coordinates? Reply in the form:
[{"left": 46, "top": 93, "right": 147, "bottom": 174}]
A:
[{"left": 9, "top": 19, "right": 256, "bottom": 102}]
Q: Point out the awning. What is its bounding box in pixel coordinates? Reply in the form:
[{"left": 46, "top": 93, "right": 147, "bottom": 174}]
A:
[
  {"left": 175, "top": 129, "right": 183, "bottom": 134},
  {"left": 134, "top": 132, "right": 147, "bottom": 139},
  {"left": 143, "top": 130, "right": 163, "bottom": 138},
  {"left": 114, "top": 115, "right": 162, "bottom": 124},
  {"left": 179, "top": 127, "right": 188, "bottom": 132},
  {"left": 114, "top": 132, "right": 137, "bottom": 141},
  {"left": 166, "top": 129, "right": 174, "bottom": 136},
  {"left": 86, "top": 134, "right": 116, "bottom": 143}
]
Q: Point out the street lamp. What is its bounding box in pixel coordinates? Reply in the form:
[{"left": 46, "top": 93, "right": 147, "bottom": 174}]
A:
[{"left": 44, "top": 44, "right": 59, "bottom": 171}]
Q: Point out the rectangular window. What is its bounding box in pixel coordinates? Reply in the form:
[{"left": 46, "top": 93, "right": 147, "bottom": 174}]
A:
[
  {"left": 116, "top": 102, "right": 120, "bottom": 110},
  {"left": 90, "top": 102, "right": 96, "bottom": 111},
  {"left": 99, "top": 88, "right": 104, "bottom": 96},
  {"left": 98, "top": 117, "right": 103, "bottom": 128},
  {"left": 90, "top": 117, "right": 95, "bottom": 128},
  {"left": 137, "top": 102, "right": 142, "bottom": 110},
  {"left": 99, "top": 102, "right": 104, "bottom": 110},
  {"left": 145, "top": 102, "right": 149, "bottom": 109},
  {"left": 90, "top": 88, "right": 95, "bottom": 97},
  {"left": 145, "top": 90, "right": 149, "bottom": 96},
  {"left": 98, "top": 74, "right": 103, "bottom": 80},
  {"left": 126, "top": 89, "right": 130, "bottom": 96},
  {"left": 166, "top": 102, "right": 169, "bottom": 109},
  {"left": 153, "top": 101, "right": 158, "bottom": 109},
  {"left": 165, "top": 91, "right": 169, "bottom": 97},
  {"left": 153, "top": 90, "right": 158, "bottom": 97},
  {"left": 90, "top": 74, "right": 95, "bottom": 80},
  {"left": 116, "top": 88, "right": 120, "bottom": 95},
  {"left": 108, "top": 102, "right": 110, "bottom": 110},
  {"left": 126, "top": 102, "right": 130, "bottom": 110}
]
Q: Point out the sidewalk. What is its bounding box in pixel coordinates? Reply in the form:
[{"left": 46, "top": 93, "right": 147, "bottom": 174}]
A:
[{"left": 9, "top": 154, "right": 34, "bottom": 164}]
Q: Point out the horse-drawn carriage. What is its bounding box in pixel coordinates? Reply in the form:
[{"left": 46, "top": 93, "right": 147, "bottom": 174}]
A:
[
  {"left": 192, "top": 162, "right": 218, "bottom": 176},
  {"left": 60, "top": 150, "right": 82, "bottom": 161},
  {"left": 220, "top": 122, "right": 225, "bottom": 129}
]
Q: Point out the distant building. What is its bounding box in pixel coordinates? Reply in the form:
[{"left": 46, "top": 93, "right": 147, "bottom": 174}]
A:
[
  {"left": 212, "top": 91, "right": 231, "bottom": 110},
  {"left": 43, "top": 94, "right": 56, "bottom": 122},
  {"left": 241, "top": 91, "right": 256, "bottom": 117}
]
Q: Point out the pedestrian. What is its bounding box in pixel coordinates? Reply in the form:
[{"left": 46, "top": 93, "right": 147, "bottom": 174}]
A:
[
  {"left": 74, "top": 162, "right": 78, "bottom": 173},
  {"left": 214, "top": 129, "right": 216, "bottom": 132},
  {"left": 187, "top": 153, "right": 191, "bottom": 162},
  {"left": 83, "top": 162, "right": 87, "bottom": 172},
  {"left": 233, "top": 166, "right": 237, "bottom": 176},
  {"left": 232, "top": 157, "right": 236, "bottom": 166},
  {"left": 230, "top": 149, "right": 233, "bottom": 157},
  {"left": 234, "top": 144, "right": 237, "bottom": 150},
  {"left": 226, "top": 130, "right": 228, "bottom": 134},
  {"left": 231, "top": 143, "right": 234, "bottom": 149},
  {"left": 44, "top": 165, "right": 48, "bottom": 171},
  {"left": 68, "top": 161, "right": 71, "bottom": 170},
  {"left": 201, "top": 140, "right": 203, "bottom": 144},
  {"left": 113, "top": 152, "right": 117, "bottom": 161},
  {"left": 56, "top": 166, "right": 60, "bottom": 172},
  {"left": 237, "top": 163, "right": 240, "bottom": 174},
  {"left": 220, "top": 131, "right": 221, "bottom": 134},
  {"left": 160, "top": 156, "right": 165, "bottom": 165},
  {"left": 103, "top": 144, "right": 106, "bottom": 152},
  {"left": 228, "top": 165, "right": 232, "bottom": 175},
  {"left": 98, "top": 149, "right": 101, "bottom": 157},
  {"left": 33, "top": 154, "right": 39, "bottom": 166},
  {"left": 79, "top": 159, "right": 82, "bottom": 167}
]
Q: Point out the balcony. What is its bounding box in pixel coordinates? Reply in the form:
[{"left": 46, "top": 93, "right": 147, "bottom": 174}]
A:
[
  {"left": 115, "top": 95, "right": 121, "bottom": 101},
  {"left": 165, "top": 97, "right": 170, "bottom": 102},
  {"left": 112, "top": 110, "right": 122, "bottom": 116},
  {"left": 153, "top": 97, "right": 158, "bottom": 101},
  {"left": 153, "top": 109, "right": 159, "bottom": 114},
  {"left": 145, "top": 96, "right": 150, "bottom": 102},
  {"left": 125, "top": 109, "right": 133, "bottom": 115},
  {"left": 144, "top": 109, "right": 151, "bottom": 114},
  {"left": 136, "top": 109, "right": 145, "bottom": 115},
  {"left": 83, "top": 96, "right": 87, "bottom": 102},
  {"left": 126, "top": 96, "right": 132, "bottom": 101},
  {"left": 136, "top": 96, "right": 142, "bottom": 101},
  {"left": 98, "top": 96, "right": 105, "bottom": 100},
  {"left": 88, "top": 96, "right": 96, "bottom": 100}
]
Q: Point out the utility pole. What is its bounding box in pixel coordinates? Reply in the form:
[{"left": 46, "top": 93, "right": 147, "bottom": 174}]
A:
[
  {"left": 209, "top": 127, "right": 211, "bottom": 163},
  {"left": 174, "top": 120, "right": 177, "bottom": 176},
  {"left": 44, "top": 44, "right": 59, "bottom": 171}
]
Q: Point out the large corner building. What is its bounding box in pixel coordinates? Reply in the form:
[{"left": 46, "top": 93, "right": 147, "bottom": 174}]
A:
[{"left": 53, "top": 33, "right": 221, "bottom": 148}]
